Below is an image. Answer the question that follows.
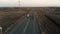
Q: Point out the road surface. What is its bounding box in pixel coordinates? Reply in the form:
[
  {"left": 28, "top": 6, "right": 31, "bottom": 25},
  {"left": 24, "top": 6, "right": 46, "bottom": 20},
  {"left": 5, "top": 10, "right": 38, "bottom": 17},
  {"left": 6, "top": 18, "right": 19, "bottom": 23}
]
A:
[{"left": 5, "top": 11, "right": 41, "bottom": 34}]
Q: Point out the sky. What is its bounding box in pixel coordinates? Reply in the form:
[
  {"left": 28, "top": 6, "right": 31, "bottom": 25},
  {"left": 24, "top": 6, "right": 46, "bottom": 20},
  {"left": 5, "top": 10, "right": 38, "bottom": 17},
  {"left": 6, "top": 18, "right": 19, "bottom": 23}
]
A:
[
  {"left": 0, "top": 0, "right": 19, "bottom": 7},
  {"left": 0, "top": 0, "right": 60, "bottom": 7}
]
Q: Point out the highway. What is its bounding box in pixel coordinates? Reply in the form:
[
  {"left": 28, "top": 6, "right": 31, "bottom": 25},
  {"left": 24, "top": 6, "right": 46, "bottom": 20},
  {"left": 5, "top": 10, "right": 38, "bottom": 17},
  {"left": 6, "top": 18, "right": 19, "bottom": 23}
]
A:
[{"left": 5, "top": 11, "right": 41, "bottom": 34}]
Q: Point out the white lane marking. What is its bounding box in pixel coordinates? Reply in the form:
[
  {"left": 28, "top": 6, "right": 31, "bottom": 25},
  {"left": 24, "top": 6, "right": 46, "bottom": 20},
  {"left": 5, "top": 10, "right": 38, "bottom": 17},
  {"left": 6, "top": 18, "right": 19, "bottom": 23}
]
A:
[
  {"left": 33, "top": 21, "right": 35, "bottom": 34},
  {"left": 33, "top": 15, "right": 36, "bottom": 34},
  {"left": 23, "top": 20, "right": 30, "bottom": 32}
]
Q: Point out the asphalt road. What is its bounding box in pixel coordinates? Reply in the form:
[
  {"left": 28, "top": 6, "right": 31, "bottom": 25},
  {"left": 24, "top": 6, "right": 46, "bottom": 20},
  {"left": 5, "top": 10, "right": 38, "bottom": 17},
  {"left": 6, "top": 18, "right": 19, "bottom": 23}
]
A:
[{"left": 5, "top": 11, "right": 41, "bottom": 34}]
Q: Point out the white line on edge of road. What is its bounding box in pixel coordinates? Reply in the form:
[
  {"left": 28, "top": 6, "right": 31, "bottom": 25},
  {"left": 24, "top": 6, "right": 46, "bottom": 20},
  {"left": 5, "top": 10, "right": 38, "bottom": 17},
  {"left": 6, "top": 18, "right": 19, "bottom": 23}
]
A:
[{"left": 23, "top": 19, "right": 30, "bottom": 32}]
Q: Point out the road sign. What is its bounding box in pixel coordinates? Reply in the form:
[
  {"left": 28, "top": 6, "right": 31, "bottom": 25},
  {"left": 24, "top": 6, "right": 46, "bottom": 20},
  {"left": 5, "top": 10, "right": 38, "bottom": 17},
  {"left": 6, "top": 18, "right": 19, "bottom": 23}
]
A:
[{"left": 0, "top": 27, "right": 2, "bottom": 34}]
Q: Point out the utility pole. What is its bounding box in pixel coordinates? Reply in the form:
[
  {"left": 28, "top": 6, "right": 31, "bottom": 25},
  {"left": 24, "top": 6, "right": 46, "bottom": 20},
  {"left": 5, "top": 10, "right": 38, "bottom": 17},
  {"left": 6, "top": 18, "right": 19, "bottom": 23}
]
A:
[{"left": 18, "top": 0, "right": 20, "bottom": 11}]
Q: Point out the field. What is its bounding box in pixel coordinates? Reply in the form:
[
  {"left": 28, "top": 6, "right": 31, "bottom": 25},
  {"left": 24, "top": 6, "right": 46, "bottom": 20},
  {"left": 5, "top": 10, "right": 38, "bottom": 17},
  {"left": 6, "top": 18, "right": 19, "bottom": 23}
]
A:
[
  {"left": 0, "top": 7, "right": 30, "bottom": 33},
  {"left": 36, "top": 7, "right": 60, "bottom": 34},
  {"left": 0, "top": 7, "right": 60, "bottom": 34}
]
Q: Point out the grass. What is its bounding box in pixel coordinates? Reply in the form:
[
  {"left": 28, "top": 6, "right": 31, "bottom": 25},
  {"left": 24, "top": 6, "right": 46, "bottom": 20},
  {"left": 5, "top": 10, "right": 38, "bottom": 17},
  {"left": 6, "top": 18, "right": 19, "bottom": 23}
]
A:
[
  {"left": 0, "top": 7, "right": 30, "bottom": 33},
  {"left": 51, "top": 12, "right": 60, "bottom": 15}
]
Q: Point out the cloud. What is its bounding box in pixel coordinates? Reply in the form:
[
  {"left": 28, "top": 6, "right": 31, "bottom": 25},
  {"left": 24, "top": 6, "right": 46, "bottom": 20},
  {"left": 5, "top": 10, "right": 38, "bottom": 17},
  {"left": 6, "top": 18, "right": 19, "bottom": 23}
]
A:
[
  {"left": 0, "top": 0, "right": 19, "bottom": 7},
  {"left": 0, "top": 0, "right": 60, "bottom": 7},
  {"left": 20, "top": 0, "right": 60, "bottom": 7}
]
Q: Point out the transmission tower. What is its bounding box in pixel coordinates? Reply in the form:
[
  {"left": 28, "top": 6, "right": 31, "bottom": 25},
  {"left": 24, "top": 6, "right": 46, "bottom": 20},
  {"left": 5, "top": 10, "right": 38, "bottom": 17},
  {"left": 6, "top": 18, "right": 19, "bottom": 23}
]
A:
[{"left": 19, "top": 0, "right": 20, "bottom": 7}]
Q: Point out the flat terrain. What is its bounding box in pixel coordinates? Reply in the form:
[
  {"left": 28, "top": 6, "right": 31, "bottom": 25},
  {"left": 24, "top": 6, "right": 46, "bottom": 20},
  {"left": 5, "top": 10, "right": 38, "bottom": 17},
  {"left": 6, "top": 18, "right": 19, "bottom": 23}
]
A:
[
  {"left": 5, "top": 11, "right": 41, "bottom": 34},
  {"left": 0, "top": 7, "right": 30, "bottom": 33},
  {"left": 0, "top": 7, "right": 60, "bottom": 34},
  {"left": 36, "top": 7, "right": 60, "bottom": 34}
]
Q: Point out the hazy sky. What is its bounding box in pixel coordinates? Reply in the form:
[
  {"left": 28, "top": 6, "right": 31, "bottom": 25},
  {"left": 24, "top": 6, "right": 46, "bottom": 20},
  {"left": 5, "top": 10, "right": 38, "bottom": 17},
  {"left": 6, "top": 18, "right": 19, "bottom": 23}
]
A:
[
  {"left": 0, "top": 0, "right": 60, "bottom": 7},
  {"left": 0, "top": 0, "right": 19, "bottom": 7}
]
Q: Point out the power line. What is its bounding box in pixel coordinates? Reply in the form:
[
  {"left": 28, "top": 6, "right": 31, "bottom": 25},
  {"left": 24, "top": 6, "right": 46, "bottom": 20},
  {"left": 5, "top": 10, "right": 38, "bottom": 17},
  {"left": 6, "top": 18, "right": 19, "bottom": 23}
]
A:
[{"left": 18, "top": 0, "right": 20, "bottom": 7}]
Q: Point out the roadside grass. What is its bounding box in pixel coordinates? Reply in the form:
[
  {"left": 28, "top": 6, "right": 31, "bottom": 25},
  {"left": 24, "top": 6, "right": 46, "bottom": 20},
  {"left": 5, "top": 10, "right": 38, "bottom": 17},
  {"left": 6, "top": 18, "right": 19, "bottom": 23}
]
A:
[
  {"left": 47, "top": 11, "right": 60, "bottom": 15},
  {"left": 51, "top": 12, "right": 60, "bottom": 15},
  {"left": 0, "top": 10, "right": 28, "bottom": 33}
]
